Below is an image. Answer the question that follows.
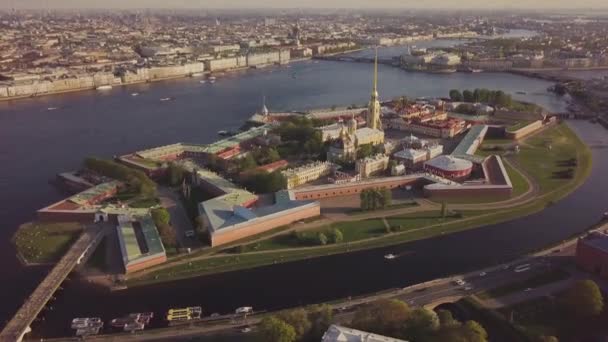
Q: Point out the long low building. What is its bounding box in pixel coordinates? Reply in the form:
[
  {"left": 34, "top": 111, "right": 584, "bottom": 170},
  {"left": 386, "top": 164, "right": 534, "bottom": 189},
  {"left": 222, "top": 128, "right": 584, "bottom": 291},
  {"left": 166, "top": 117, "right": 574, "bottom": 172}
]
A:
[
  {"left": 37, "top": 180, "right": 122, "bottom": 222},
  {"left": 290, "top": 174, "right": 429, "bottom": 200},
  {"left": 116, "top": 213, "right": 167, "bottom": 274},
  {"left": 202, "top": 191, "right": 320, "bottom": 247},
  {"left": 117, "top": 125, "right": 272, "bottom": 177},
  {"left": 194, "top": 167, "right": 320, "bottom": 247},
  {"left": 576, "top": 231, "right": 608, "bottom": 281}
]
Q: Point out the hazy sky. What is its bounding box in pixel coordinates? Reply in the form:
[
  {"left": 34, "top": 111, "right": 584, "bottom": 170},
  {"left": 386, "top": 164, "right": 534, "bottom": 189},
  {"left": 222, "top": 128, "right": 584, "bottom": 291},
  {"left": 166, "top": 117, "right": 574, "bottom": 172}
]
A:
[{"left": 4, "top": 0, "right": 608, "bottom": 9}]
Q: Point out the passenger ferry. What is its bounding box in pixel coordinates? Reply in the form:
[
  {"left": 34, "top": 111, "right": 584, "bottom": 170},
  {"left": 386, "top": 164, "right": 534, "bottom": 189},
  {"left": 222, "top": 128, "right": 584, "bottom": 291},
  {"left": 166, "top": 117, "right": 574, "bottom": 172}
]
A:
[{"left": 166, "top": 306, "right": 202, "bottom": 323}]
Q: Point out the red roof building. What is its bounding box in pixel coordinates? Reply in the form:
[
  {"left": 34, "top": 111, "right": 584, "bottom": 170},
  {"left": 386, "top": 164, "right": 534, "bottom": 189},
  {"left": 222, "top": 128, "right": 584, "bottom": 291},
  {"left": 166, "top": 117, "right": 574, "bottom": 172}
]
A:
[{"left": 576, "top": 231, "right": 608, "bottom": 280}]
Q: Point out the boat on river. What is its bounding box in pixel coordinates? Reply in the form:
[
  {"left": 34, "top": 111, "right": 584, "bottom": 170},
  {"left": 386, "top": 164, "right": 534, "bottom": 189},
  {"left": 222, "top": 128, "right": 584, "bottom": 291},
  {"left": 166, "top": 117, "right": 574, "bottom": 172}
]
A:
[
  {"left": 384, "top": 254, "right": 396, "bottom": 260},
  {"left": 47, "top": 107, "right": 58, "bottom": 111},
  {"left": 166, "top": 306, "right": 202, "bottom": 324},
  {"left": 110, "top": 313, "right": 140, "bottom": 328},
  {"left": 160, "top": 97, "right": 173, "bottom": 102},
  {"left": 96, "top": 85, "right": 112, "bottom": 91}
]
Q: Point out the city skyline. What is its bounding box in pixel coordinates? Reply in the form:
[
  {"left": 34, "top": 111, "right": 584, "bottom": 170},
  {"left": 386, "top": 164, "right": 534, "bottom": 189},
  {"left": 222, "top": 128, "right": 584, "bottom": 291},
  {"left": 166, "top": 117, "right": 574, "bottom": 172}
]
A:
[{"left": 3, "top": 0, "right": 608, "bottom": 9}]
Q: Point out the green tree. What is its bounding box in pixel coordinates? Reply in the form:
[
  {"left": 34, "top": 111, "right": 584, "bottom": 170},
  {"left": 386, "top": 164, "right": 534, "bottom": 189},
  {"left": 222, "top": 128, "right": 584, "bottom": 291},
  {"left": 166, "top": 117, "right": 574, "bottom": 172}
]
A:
[
  {"left": 403, "top": 308, "right": 440, "bottom": 341},
  {"left": 243, "top": 171, "right": 286, "bottom": 193},
  {"left": 478, "top": 88, "right": 490, "bottom": 103},
  {"left": 318, "top": 232, "right": 328, "bottom": 245},
  {"left": 258, "top": 316, "right": 297, "bottom": 342},
  {"left": 462, "top": 321, "right": 488, "bottom": 342},
  {"left": 351, "top": 299, "right": 411, "bottom": 337},
  {"left": 151, "top": 208, "right": 171, "bottom": 226},
  {"left": 380, "top": 188, "right": 392, "bottom": 209},
  {"left": 276, "top": 308, "right": 311, "bottom": 340},
  {"left": 266, "top": 147, "right": 281, "bottom": 163},
  {"left": 360, "top": 190, "right": 370, "bottom": 211},
  {"left": 463, "top": 89, "right": 474, "bottom": 102},
  {"left": 167, "top": 162, "right": 187, "bottom": 186},
  {"left": 560, "top": 279, "right": 604, "bottom": 318},
  {"left": 239, "top": 154, "right": 258, "bottom": 171},
  {"left": 473, "top": 88, "right": 481, "bottom": 103},
  {"left": 330, "top": 228, "right": 343, "bottom": 243},
  {"left": 449, "top": 89, "right": 463, "bottom": 101},
  {"left": 307, "top": 304, "right": 333, "bottom": 340},
  {"left": 357, "top": 144, "right": 374, "bottom": 159},
  {"left": 437, "top": 309, "right": 460, "bottom": 328}
]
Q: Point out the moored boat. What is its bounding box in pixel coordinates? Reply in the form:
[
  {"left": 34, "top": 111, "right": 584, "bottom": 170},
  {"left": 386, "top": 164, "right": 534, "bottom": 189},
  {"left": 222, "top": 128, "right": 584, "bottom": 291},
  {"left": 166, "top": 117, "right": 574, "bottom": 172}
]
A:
[
  {"left": 166, "top": 306, "right": 202, "bottom": 323},
  {"left": 384, "top": 254, "right": 396, "bottom": 260},
  {"left": 96, "top": 85, "right": 112, "bottom": 90}
]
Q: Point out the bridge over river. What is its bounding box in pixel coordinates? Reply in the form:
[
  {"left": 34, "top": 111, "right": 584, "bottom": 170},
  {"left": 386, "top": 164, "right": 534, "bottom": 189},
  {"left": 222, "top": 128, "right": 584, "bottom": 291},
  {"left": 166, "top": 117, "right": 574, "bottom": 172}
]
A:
[{"left": 0, "top": 224, "right": 107, "bottom": 342}]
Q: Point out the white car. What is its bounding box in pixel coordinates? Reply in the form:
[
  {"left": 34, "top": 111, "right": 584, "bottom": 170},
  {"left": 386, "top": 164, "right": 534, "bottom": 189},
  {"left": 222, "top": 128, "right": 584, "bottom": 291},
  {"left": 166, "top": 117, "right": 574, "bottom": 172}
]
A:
[
  {"left": 241, "top": 327, "right": 252, "bottom": 333},
  {"left": 453, "top": 279, "right": 466, "bottom": 286},
  {"left": 463, "top": 286, "right": 473, "bottom": 291},
  {"left": 479, "top": 272, "right": 487, "bottom": 277}
]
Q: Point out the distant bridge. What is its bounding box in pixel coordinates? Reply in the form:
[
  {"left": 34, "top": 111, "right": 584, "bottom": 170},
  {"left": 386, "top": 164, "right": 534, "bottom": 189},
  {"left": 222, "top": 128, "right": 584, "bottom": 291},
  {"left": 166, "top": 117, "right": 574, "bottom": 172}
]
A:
[
  {"left": 314, "top": 55, "right": 399, "bottom": 66},
  {"left": 0, "top": 224, "right": 107, "bottom": 342}
]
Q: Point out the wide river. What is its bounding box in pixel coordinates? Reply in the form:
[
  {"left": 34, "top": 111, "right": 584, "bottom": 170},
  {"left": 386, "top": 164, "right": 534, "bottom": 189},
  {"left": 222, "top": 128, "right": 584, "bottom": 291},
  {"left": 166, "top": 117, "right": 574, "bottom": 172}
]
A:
[{"left": 1, "top": 44, "right": 606, "bottom": 338}]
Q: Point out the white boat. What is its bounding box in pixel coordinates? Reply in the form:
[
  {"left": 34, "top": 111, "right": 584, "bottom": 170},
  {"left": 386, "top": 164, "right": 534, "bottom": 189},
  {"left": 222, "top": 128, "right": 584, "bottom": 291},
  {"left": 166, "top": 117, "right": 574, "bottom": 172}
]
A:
[
  {"left": 47, "top": 107, "right": 58, "bottom": 111},
  {"left": 384, "top": 254, "right": 396, "bottom": 260},
  {"left": 191, "top": 72, "right": 204, "bottom": 77},
  {"left": 604, "top": 211, "right": 608, "bottom": 218},
  {"left": 199, "top": 80, "right": 206, "bottom": 84},
  {"left": 96, "top": 85, "right": 112, "bottom": 90},
  {"left": 123, "top": 321, "right": 145, "bottom": 332},
  {"left": 235, "top": 306, "right": 253, "bottom": 315},
  {"left": 160, "top": 97, "right": 172, "bottom": 102},
  {"left": 208, "top": 76, "right": 217, "bottom": 84},
  {"left": 131, "top": 93, "right": 139, "bottom": 97},
  {"left": 218, "top": 130, "right": 228, "bottom": 136},
  {"left": 76, "top": 326, "right": 101, "bottom": 337}
]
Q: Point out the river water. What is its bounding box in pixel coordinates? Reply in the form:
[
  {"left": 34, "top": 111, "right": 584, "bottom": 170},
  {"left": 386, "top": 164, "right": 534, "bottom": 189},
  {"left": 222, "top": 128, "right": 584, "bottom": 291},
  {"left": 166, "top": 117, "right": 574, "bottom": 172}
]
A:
[{"left": 0, "top": 51, "right": 602, "bottom": 338}]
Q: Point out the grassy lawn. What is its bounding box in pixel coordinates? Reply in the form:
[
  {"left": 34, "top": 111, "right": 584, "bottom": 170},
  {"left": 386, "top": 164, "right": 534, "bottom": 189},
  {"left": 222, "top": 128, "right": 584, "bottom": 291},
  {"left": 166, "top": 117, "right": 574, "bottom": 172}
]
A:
[
  {"left": 477, "top": 269, "right": 570, "bottom": 300},
  {"left": 130, "top": 196, "right": 160, "bottom": 208},
  {"left": 347, "top": 201, "right": 418, "bottom": 216},
  {"left": 514, "top": 123, "right": 581, "bottom": 193},
  {"left": 241, "top": 211, "right": 476, "bottom": 253},
  {"left": 13, "top": 221, "right": 83, "bottom": 264},
  {"left": 482, "top": 137, "right": 516, "bottom": 145},
  {"left": 506, "top": 163, "right": 530, "bottom": 197}
]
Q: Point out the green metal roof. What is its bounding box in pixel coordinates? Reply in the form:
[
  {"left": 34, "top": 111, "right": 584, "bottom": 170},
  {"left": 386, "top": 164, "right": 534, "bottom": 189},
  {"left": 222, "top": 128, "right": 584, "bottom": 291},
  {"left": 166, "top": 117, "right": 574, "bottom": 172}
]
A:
[
  {"left": 116, "top": 213, "right": 166, "bottom": 268},
  {"left": 69, "top": 180, "right": 121, "bottom": 206}
]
